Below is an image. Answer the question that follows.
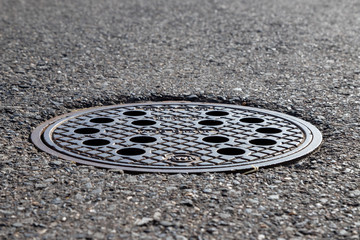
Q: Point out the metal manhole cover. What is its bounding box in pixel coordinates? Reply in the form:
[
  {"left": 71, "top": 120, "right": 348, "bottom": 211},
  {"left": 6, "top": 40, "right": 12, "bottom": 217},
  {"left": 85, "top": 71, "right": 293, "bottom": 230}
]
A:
[{"left": 32, "top": 102, "right": 322, "bottom": 173}]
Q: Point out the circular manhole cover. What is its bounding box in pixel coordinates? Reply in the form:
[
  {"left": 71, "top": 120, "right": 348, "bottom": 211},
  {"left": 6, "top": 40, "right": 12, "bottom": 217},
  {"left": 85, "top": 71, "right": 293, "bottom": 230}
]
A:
[{"left": 32, "top": 102, "right": 322, "bottom": 173}]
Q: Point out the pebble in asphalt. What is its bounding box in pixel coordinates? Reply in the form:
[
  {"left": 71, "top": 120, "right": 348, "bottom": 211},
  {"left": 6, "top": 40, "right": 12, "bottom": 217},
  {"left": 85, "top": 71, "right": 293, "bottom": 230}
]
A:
[{"left": 1, "top": 0, "right": 359, "bottom": 239}]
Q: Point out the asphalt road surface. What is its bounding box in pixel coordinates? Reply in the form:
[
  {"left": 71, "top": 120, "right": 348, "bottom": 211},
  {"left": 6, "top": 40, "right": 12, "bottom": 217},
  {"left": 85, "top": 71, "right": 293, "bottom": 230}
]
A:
[{"left": 1, "top": 0, "right": 359, "bottom": 239}]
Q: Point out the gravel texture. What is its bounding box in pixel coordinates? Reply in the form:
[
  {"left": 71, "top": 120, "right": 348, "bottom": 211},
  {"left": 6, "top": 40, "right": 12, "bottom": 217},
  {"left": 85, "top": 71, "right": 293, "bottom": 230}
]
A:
[{"left": 1, "top": 0, "right": 359, "bottom": 239}]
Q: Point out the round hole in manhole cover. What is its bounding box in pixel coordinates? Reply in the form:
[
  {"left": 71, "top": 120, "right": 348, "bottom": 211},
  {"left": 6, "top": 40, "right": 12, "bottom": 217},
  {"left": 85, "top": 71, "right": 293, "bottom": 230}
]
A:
[
  {"left": 90, "top": 117, "right": 114, "bottom": 123},
  {"left": 240, "top": 117, "right": 265, "bottom": 124},
  {"left": 123, "top": 110, "right": 146, "bottom": 116},
  {"left": 31, "top": 102, "right": 322, "bottom": 173},
  {"left": 74, "top": 128, "right": 100, "bottom": 134},
  {"left": 205, "top": 111, "right": 229, "bottom": 116},
  {"left": 203, "top": 136, "right": 230, "bottom": 143},
  {"left": 255, "top": 127, "right": 282, "bottom": 134},
  {"left": 117, "top": 148, "right": 146, "bottom": 156},
  {"left": 249, "top": 139, "right": 277, "bottom": 146},
  {"left": 217, "top": 148, "right": 246, "bottom": 156},
  {"left": 198, "top": 120, "right": 223, "bottom": 126},
  {"left": 130, "top": 136, "right": 157, "bottom": 143},
  {"left": 83, "top": 139, "right": 111, "bottom": 146},
  {"left": 132, "top": 120, "right": 157, "bottom": 126}
]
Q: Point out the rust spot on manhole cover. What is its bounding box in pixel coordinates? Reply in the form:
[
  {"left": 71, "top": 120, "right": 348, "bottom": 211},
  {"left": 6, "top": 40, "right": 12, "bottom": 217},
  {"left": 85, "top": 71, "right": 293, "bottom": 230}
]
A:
[{"left": 31, "top": 102, "right": 322, "bottom": 173}]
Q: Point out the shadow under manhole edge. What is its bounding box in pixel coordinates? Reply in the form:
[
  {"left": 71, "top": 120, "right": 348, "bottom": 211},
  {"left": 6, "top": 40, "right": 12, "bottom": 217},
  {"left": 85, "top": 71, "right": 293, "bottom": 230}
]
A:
[{"left": 31, "top": 101, "right": 323, "bottom": 173}]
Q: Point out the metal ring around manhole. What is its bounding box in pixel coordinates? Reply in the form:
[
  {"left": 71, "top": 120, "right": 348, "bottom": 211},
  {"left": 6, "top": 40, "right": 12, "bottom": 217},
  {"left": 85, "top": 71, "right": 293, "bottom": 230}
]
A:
[{"left": 31, "top": 101, "right": 322, "bottom": 173}]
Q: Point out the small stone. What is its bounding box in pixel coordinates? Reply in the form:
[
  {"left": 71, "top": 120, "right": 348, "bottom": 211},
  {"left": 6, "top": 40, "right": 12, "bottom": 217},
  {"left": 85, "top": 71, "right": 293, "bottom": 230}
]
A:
[
  {"left": 160, "top": 221, "right": 174, "bottom": 227},
  {"left": 108, "top": 169, "right": 124, "bottom": 174},
  {"left": 203, "top": 188, "right": 212, "bottom": 193},
  {"left": 175, "top": 235, "right": 188, "bottom": 240},
  {"left": 91, "top": 188, "right": 102, "bottom": 195},
  {"left": 319, "top": 198, "right": 328, "bottom": 204},
  {"left": 180, "top": 200, "right": 194, "bottom": 207},
  {"left": 268, "top": 195, "right": 280, "bottom": 200},
  {"left": 245, "top": 208, "right": 253, "bottom": 214},
  {"left": 35, "top": 184, "right": 47, "bottom": 189},
  {"left": 219, "top": 221, "right": 229, "bottom": 226},
  {"left": 219, "top": 213, "right": 231, "bottom": 219},
  {"left": 135, "top": 217, "right": 153, "bottom": 226},
  {"left": 258, "top": 206, "right": 266, "bottom": 211},
  {"left": 44, "top": 178, "right": 56, "bottom": 183},
  {"left": 12, "top": 223, "right": 23, "bottom": 227},
  {"left": 224, "top": 207, "right": 234, "bottom": 214},
  {"left": 153, "top": 212, "right": 161, "bottom": 221},
  {"left": 348, "top": 190, "right": 360, "bottom": 198},
  {"left": 107, "top": 205, "right": 116, "bottom": 211},
  {"left": 238, "top": 57, "right": 248, "bottom": 63},
  {"left": 248, "top": 198, "right": 259, "bottom": 204},
  {"left": 186, "top": 94, "right": 198, "bottom": 101},
  {"left": 94, "top": 232, "right": 105, "bottom": 239},
  {"left": 24, "top": 233, "right": 34, "bottom": 238},
  {"left": 166, "top": 186, "right": 177, "bottom": 191},
  {"left": 285, "top": 227, "right": 295, "bottom": 233},
  {"left": 258, "top": 234, "right": 266, "bottom": 240},
  {"left": 126, "top": 176, "right": 137, "bottom": 183},
  {"left": 52, "top": 161, "right": 62, "bottom": 166},
  {"left": 206, "top": 227, "right": 217, "bottom": 234},
  {"left": 233, "top": 88, "right": 243, "bottom": 91},
  {"left": 171, "top": 174, "right": 184, "bottom": 179},
  {"left": 232, "top": 180, "right": 240, "bottom": 185},
  {"left": 339, "top": 230, "right": 349, "bottom": 236},
  {"left": 0, "top": 210, "right": 14, "bottom": 215},
  {"left": 75, "top": 193, "right": 84, "bottom": 201},
  {"left": 179, "top": 184, "right": 189, "bottom": 189},
  {"left": 315, "top": 203, "right": 323, "bottom": 208},
  {"left": 52, "top": 197, "right": 62, "bottom": 204},
  {"left": 14, "top": 67, "right": 26, "bottom": 74},
  {"left": 38, "top": 229, "right": 47, "bottom": 235}
]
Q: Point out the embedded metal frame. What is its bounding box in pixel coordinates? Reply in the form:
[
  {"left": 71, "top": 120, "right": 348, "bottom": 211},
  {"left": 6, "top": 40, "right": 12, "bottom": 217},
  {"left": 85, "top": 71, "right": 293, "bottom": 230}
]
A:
[{"left": 31, "top": 102, "right": 323, "bottom": 173}]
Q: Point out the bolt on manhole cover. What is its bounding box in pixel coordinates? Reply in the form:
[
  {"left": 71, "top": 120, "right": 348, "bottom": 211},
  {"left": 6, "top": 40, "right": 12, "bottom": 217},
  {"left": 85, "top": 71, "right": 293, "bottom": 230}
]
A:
[{"left": 32, "top": 102, "right": 322, "bottom": 173}]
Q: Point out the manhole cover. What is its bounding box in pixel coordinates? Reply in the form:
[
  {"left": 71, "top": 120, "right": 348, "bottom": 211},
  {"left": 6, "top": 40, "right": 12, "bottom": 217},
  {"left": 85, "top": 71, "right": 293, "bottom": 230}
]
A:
[{"left": 32, "top": 102, "right": 322, "bottom": 173}]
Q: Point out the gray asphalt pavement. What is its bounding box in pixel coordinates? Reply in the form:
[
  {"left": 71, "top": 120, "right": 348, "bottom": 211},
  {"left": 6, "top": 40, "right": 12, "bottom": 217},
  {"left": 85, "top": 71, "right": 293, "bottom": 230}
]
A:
[{"left": 1, "top": 0, "right": 359, "bottom": 239}]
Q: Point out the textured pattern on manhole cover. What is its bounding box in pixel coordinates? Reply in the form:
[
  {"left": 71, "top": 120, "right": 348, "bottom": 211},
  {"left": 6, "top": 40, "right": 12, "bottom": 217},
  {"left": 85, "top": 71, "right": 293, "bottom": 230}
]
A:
[{"left": 32, "top": 102, "right": 322, "bottom": 173}]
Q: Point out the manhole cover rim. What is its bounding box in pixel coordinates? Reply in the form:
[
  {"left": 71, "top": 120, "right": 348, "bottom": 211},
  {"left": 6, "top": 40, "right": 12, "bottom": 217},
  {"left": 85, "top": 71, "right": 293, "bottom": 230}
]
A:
[{"left": 31, "top": 101, "right": 323, "bottom": 173}]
